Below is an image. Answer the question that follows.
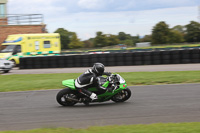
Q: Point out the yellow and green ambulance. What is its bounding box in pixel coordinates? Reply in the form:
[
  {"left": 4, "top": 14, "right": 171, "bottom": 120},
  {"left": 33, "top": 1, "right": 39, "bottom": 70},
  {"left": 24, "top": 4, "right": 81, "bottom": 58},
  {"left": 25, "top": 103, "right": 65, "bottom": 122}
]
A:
[{"left": 0, "top": 33, "right": 61, "bottom": 65}]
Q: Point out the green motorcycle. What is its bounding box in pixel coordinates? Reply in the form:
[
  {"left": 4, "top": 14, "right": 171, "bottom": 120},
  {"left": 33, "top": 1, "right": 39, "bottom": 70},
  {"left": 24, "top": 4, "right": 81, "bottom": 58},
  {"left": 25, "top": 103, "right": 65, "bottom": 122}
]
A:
[{"left": 56, "top": 73, "right": 131, "bottom": 106}]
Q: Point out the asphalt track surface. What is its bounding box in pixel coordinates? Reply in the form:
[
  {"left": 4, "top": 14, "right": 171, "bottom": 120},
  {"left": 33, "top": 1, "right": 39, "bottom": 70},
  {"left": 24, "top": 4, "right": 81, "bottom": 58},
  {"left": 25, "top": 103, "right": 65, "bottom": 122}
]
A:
[
  {"left": 0, "top": 83, "right": 200, "bottom": 131},
  {"left": 3, "top": 63, "right": 200, "bottom": 75}
]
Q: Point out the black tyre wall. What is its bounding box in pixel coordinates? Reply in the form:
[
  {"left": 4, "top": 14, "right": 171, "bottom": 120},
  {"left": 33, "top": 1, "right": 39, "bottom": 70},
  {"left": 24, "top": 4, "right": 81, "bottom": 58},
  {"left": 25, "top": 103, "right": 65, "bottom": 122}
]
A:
[{"left": 19, "top": 49, "right": 200, "bottom": 69}]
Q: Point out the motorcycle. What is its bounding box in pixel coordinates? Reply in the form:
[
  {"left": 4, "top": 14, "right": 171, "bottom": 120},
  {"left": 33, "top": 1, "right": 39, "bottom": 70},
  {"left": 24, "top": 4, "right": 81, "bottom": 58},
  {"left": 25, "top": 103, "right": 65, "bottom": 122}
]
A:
[{"left": 56, "top": 73, "right": 131, "bottom": 106}]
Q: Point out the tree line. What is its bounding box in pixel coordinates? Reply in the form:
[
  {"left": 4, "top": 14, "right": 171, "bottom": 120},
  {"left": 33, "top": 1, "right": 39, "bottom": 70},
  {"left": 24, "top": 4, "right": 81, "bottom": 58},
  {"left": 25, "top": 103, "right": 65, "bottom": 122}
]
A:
[{"left": 54, "top": 21, "right": 200, "bottom": 49}]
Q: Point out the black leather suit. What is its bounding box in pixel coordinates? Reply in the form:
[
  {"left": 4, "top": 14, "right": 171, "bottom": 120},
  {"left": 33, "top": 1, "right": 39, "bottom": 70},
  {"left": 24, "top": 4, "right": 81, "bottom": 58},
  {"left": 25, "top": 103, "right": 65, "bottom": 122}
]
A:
[{"left": 75, "top": 68, "right": 110, "bottom": 97}]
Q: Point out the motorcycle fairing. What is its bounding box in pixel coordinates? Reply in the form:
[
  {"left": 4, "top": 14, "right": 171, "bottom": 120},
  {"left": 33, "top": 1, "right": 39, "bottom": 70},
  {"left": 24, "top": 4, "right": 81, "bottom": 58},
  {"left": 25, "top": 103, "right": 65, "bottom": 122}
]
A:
[{"left": 62, "top": 79, "right": 76, "bottom": 90}]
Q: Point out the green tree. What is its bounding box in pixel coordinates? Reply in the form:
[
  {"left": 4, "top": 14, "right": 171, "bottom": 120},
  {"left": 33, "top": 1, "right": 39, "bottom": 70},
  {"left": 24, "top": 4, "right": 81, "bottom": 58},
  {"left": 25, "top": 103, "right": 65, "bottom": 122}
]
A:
[
  {"left": 152, "top": 21, "right": 170, "bottom": 44},
  {"left": 68, "top": 33, "right": 83, "bottom": 49},
  {"left": 168, "top": 30, "right": 184, "bottom": 43},
  {"left": 106, "top": 34, "right": 120, "bottom": 46},
  {"left": 118, "top": 32, "right": 132, "bottom": 41},
  {"left": 122, "top": 39, "right": 134, "bottom": 46},
  {"left": 54, "top": 28, "right": 75, "bottom": 49},
  {"left": 94, "top": 32, "right": 108, "bottom": 47},
  {"left": 83, "top": 40, "right": 94, "bottom": 48},
  {"left": 117, "top": 32, "right": 139, "bottom": 46},
  {"left": 172, "top": 25, "right": 185, "bottom": 33},
  {"left": 185, "top": 21, "right": 200, "bottom": 42},
  {"left": 140, "top": 35, "right": 152, "bottom": 42},
  {"left": 118, "top": 32, "right": 128, "bottom": 40}
]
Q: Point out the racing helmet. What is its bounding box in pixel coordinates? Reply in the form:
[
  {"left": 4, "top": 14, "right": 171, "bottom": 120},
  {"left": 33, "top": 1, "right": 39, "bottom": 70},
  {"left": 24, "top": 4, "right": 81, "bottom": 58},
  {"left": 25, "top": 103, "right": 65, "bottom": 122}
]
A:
[{"left": 92, "top": 62, "right": 105, "bottom": 76}]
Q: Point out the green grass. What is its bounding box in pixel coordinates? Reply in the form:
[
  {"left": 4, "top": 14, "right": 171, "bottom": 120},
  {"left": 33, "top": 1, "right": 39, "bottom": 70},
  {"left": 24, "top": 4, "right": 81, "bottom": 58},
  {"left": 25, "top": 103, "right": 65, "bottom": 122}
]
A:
[
  {"left": 1, "top": 122, "right": 200, "bottom": 133},
  {"left": 121, "top": 71, "right": 200, "bottom": 85},
  {"left": 0, "top": 71, "right": 200, "bottom": 92}
]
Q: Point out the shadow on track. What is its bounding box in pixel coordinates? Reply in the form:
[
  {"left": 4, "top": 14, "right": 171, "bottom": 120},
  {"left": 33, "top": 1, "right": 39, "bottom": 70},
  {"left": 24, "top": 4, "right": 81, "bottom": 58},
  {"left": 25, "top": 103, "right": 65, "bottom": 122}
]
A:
[{"left": 56, "top": 101, "right": 132, "bottom": 108}]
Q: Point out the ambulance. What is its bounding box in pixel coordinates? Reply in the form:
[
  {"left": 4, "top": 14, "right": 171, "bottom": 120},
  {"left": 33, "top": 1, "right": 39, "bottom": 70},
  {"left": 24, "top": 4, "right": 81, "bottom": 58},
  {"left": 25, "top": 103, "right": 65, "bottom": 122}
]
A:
[{"left": 0, "top": 33, "right": 61, "bottom": 65}]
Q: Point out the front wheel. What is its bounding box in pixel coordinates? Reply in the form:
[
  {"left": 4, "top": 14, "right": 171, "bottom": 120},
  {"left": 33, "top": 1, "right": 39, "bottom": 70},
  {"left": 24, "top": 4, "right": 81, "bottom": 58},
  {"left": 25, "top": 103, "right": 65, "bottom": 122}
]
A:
[
  {"left": 111, "top": 88, "right": 131, "bottom": 102},
  {"left": 11, "top": 59, "right": 17, "bottom": 67},
  {"left": 56, "top": 88, "right": 78, "bottom": 106},
  {"left": 4, "top": 70, "right": 10, "bottom": 73}
]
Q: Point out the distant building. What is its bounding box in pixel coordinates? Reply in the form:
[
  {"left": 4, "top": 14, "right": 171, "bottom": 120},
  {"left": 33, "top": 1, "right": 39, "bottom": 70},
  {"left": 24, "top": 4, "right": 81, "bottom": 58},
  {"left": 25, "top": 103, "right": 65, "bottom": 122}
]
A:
[
  {"left": 0, "top": 0, "right": 7, "bottom": 25},
  {"left": 136, "top": 42, "right": 151, "bottom": 47},
  {"left": 0, "top": 0, "right": 47, "bottom": 45}
]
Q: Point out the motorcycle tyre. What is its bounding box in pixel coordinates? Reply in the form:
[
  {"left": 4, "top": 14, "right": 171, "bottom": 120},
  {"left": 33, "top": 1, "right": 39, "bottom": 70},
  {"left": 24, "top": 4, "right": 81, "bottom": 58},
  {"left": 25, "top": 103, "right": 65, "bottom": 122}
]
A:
[
  {"left": 56, "top": 88, "right": 78, "bottom": 106},
  {"left": 111, "top": 88, "right": 131, "bottom": 103}
]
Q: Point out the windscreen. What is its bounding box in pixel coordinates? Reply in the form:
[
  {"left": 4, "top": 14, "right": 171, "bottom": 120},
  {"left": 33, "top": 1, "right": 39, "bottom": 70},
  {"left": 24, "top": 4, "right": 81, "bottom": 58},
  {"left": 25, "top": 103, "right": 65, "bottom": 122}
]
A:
[
  {"left": 117, "top": 74, "right": 126, "bottom": 83},
  {"left": 0, "top": 45, "right": 16, "bottom": 53}
]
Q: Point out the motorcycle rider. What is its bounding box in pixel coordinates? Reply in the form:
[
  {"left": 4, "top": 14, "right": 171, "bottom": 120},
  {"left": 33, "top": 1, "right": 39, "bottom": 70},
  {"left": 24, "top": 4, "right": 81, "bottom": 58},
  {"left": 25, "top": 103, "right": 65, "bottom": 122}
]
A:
[{"left": 75, "top": 62, "right": 111, "bottom": 101}]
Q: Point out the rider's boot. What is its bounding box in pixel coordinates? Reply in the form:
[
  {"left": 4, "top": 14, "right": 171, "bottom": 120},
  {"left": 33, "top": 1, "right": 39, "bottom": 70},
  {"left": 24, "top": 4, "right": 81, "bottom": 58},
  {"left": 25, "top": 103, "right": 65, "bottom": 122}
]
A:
[
  {"left": 78, "top": 88, "right": 98, "bottom": 104},
  {"left": 90, "top": 93, "right": 98, "bottom": 101},
  {"left": 83, "top": 93, "right": 97, "bottom": 105}
]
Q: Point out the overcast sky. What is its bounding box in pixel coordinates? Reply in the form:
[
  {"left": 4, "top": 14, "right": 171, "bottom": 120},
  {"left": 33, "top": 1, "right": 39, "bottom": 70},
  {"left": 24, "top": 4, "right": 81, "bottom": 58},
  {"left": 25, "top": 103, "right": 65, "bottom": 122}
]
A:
[{"left": 7, "top": 0, "right": 200, "bottom": 40}]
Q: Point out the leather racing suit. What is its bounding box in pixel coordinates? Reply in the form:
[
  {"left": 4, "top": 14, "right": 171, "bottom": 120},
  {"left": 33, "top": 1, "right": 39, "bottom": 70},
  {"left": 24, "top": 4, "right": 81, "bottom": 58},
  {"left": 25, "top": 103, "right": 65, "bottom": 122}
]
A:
[{"left": 75, "top": 68, "right": 111, "bottom": 100}]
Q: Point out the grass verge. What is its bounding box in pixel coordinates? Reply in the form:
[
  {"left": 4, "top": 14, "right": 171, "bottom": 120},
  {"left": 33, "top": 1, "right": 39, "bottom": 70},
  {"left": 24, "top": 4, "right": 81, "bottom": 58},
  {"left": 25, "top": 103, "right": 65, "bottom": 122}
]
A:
[
  {"left": 1, "top": 122, "right": 200, "bottom": 133},
  {"left": 0, "top": 71, "right": 200, "bottom": 92}
]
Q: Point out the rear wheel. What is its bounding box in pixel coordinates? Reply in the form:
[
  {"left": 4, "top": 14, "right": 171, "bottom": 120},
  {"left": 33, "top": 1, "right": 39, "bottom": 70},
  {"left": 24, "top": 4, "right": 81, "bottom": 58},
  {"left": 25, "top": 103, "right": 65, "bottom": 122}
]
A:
[
  {"left": 111, "top": 88, "right": 131, "bottom": 102},
  {"left": 56, "top": 88, "right": 78, "bottom": 106}
]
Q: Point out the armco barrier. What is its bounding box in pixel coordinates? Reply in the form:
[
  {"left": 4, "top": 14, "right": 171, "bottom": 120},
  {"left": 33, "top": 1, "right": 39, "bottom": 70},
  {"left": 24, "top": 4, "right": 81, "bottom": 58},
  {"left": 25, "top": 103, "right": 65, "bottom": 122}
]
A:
[{"left": 19, "top": 49, "right": 200, "bottom": 69}]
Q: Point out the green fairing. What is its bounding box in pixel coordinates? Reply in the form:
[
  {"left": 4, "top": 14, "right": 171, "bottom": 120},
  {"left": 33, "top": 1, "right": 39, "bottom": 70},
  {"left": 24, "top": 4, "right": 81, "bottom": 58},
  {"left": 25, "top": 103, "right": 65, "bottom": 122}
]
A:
[
  {"left": 98, "top": 83, "right": 127, "bottom": 101},
  {"left": 88, "top": 87, "right": 98, "bottom": 91},
  {"left": 102, "top": 81, "right": 110, "bottom": 88},
  {"left": 120, "top": 83, "right": 127, "bottom": 89},
  {"left": 62, "top": 79, "right": 76, "bottom": 90}
]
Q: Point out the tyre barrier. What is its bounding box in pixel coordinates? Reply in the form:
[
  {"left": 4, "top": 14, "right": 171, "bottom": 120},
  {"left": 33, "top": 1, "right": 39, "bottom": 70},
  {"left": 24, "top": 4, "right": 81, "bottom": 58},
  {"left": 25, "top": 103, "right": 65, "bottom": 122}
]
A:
[{"left": 19, "top": 49, "right": 200, "bottom": 69}]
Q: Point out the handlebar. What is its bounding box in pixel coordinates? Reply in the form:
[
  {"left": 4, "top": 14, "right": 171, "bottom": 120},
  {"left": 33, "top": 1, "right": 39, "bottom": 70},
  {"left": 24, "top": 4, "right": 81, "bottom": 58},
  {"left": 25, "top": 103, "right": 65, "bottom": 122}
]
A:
[{"left": 106, "top": 74, "right": 120, "bottom": 93}]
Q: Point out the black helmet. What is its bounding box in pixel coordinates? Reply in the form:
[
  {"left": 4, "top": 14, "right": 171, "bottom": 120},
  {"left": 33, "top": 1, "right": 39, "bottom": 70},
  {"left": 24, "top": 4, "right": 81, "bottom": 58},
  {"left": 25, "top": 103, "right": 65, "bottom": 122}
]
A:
[{"left": 92, "top": 63, "right": 105, "bottom": 75}]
